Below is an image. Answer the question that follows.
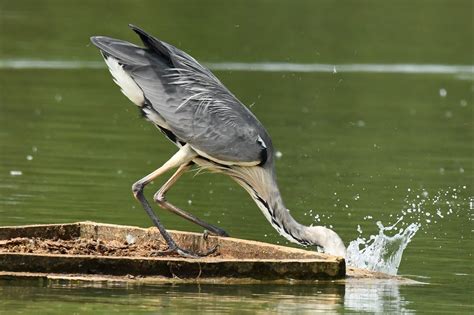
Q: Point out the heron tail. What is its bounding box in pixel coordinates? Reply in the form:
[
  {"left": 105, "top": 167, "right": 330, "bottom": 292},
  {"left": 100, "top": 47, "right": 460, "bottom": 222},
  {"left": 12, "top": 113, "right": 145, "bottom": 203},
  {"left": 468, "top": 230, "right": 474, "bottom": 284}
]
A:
[
  {"left": 90, "top": 28, "right": 173, "bottom": 128},
  {"left": 90, "top": 36, "right": 151, "bottom": 66}
]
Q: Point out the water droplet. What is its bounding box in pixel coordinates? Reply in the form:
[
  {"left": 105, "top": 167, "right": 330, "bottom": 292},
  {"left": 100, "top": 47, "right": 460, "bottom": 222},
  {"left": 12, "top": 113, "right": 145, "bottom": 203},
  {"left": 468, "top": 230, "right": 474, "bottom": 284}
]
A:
[
  {"left": 356, "top": 120, "right": 366, "bottom": 127},
  {"left": 10, "top": 170, "right": 22, "bottom": 176},
  {"left": 439, "top": 88, "right": 447, "bottom": 97},
  {"left": 26, "top": 155, "right": 33, "bottom": 161},
  {"left": 275, "top": 151, "right": 283, "bottom": 159}
]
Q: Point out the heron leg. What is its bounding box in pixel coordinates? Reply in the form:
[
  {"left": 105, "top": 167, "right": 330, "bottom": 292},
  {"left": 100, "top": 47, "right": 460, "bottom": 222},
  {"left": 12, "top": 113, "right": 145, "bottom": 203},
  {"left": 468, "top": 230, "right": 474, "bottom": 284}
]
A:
[
  {"left": 131, "top": 144, "right": 216, "bottom": 258},
  {"left": 153, "top": 164, "right": 229, "bottom": 237}
]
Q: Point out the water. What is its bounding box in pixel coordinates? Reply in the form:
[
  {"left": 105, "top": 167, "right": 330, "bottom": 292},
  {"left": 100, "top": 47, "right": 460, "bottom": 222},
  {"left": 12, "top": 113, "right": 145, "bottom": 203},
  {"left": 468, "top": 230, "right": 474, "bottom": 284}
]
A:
[
  {"left": 1, "top": 0, "right": 473, "bottom": 313},
  {"left": 347, "top": 185, "right": 470, "bottom": 275},
  {"left": 347, "top": 220, "right": 420, "bottom": 275}
]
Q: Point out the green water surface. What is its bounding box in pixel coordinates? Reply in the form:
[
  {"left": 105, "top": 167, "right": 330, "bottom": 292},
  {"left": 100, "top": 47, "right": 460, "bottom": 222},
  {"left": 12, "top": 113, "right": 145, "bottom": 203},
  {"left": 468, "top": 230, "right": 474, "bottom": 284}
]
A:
[{"left": 0, "top": 0, "right": 472, "bottom": 313}]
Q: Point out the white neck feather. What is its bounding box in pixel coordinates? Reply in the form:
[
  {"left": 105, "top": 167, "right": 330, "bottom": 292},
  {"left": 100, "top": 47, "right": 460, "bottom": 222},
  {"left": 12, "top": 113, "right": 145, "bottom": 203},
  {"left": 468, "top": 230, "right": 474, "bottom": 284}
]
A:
[{"left": 228, "top": 166, "right": 346, "bottom": 257}]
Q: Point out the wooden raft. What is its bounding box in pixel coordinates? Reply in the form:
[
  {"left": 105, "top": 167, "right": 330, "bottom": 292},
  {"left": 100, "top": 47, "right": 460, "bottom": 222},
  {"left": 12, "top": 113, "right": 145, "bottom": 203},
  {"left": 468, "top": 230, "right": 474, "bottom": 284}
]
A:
[{"left": 0, "top": 221, "right": 346, "bottom": 282}]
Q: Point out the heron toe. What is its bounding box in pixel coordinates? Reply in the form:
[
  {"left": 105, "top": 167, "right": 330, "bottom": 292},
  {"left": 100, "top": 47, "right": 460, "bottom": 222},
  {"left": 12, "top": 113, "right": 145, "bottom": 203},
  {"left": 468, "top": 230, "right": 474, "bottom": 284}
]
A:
[{"left": 151, "top": 243, "right": 219, "bottom": 258}]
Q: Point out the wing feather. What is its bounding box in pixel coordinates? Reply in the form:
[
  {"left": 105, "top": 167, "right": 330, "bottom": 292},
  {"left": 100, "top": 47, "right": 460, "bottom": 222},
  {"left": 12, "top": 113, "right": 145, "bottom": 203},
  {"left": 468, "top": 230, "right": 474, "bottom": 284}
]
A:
[{"left": 92, "top": 26, "right": 272, "bottom": 165}]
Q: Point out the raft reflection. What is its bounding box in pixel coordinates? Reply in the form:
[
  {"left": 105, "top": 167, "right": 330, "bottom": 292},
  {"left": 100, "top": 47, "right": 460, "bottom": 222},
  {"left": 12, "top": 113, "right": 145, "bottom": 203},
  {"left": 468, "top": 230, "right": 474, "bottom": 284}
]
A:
[
  {"left": 344, "top": 280, "right": 411, "bottom": 313},
  {"left": 0, "top": 278, "right": 413, "bottom": 313}
]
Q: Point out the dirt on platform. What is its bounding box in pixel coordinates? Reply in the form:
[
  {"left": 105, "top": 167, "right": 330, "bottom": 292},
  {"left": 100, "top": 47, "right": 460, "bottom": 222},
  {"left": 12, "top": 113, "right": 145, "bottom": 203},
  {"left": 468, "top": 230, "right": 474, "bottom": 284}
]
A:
[{"left": 0, "top": 237, "right": 218, "bottom": 258}]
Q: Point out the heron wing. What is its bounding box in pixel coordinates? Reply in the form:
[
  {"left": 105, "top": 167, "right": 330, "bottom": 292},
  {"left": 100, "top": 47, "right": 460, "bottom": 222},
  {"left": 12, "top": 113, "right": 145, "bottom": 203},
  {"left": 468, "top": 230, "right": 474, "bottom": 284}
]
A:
[{"left": 92, "top": 25, "right": 270, "bottom": 165}]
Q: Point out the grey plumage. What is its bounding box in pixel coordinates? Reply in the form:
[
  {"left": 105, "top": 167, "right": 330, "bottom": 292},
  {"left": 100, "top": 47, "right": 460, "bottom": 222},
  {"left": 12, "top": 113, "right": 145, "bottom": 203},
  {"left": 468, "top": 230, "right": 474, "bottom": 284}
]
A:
[
  {"left": 90, "top": 25, "right": 346, "bottom": 258},
  {"left": 91, "top": 25, "right": 270, "bottom": 165}
]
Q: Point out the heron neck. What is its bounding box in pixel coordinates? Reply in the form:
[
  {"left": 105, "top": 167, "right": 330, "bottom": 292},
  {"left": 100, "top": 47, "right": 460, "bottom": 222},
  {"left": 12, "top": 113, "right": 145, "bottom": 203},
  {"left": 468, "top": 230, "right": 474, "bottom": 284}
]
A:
[
  {"left": 254, "top": 174, "right": 310, "bottom": 246},
  {"left": 228, "top": 165, "right": 309, "bottom": 245},
  {"left": 259, "top": 174, "right": 346, "bottom": 256},
  {"left": 230, "top": 165, "right": 345, "bottom": 255}
]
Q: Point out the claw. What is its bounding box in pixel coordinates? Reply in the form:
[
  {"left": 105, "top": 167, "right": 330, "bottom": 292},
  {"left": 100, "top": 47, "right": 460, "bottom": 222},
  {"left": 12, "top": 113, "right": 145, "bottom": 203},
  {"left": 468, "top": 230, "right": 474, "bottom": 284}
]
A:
[
  {"left": 150, "top": 247, "right": 176, "bottom": 257},
  {"left": 175, "top": 244, "right": 219, "bottom": 258},
  {"left": 151, "top": 243, "right": 219, "bottom": 258},
  {"left": 174, "top": 247, "right": 201, "bottom": 258},
  {"left": 199, "top": 244, "right": 219, "bottom": 256}
]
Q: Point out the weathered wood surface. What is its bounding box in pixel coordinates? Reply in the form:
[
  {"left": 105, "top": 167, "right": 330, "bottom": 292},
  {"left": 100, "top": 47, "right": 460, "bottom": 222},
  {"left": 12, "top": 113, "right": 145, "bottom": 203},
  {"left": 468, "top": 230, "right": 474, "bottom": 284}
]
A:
[{"left": 0, "top": 221, "right": 345, "bottom": 282}]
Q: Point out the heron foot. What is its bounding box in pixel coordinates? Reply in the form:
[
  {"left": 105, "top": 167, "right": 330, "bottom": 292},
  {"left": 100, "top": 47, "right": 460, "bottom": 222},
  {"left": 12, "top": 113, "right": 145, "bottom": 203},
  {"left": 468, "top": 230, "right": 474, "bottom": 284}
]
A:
[{"left": 151, "top": 243, "right": 219, "bottom": 258}]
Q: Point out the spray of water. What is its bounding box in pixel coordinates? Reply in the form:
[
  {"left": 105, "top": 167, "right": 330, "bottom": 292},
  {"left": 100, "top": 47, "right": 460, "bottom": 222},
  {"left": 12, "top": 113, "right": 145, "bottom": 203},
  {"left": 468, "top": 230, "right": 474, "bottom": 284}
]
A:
[
  {"left": 342, "top": 186, "right": 467, "bottom": 275},
  {"left": 346, "top": 219, "right": 419, "bottom": 275}
]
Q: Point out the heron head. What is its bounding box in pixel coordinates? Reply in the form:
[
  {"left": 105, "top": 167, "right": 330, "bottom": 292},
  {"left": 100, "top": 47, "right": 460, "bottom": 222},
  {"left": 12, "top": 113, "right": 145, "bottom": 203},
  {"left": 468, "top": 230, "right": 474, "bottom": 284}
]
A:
[{"left": 304, "top": 226, "right": 346, "bottom": 258}]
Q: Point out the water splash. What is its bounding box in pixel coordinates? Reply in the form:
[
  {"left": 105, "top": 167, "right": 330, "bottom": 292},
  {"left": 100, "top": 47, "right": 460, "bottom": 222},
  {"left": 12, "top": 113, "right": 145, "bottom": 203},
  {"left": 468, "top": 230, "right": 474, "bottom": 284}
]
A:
[
  {"left": 344, "top": 186, "right": 468, "bottom": 275},
  {"left": 346, "top": 219, "right": 419, "bottom": 275}
]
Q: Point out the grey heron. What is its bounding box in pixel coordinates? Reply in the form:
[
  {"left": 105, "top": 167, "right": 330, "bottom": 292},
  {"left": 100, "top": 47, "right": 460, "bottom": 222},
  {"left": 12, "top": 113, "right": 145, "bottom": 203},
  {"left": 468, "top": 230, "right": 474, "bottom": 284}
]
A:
[{"left": 90, "top": 25, "right": 346, "bottom": 258}]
